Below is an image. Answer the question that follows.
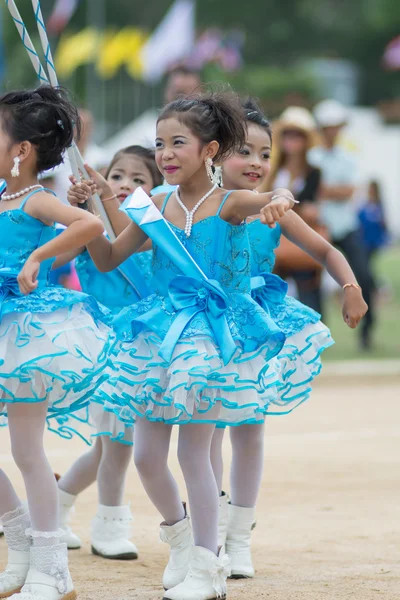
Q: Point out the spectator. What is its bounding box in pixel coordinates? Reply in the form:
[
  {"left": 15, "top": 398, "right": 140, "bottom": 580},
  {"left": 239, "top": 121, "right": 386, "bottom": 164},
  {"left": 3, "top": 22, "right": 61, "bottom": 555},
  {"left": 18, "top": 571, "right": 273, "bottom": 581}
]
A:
[
  {"left": 310, "top": 99, "right": 375, "bottom": 350},
  {"left": 164, "top": 65, "right": 202, "bottom": 103},
  {"left": 262, "top": 106, "right": 326, "bottom": 316},
  {"left": 358, "top": 180, "right": 388, "bottom": 262}
]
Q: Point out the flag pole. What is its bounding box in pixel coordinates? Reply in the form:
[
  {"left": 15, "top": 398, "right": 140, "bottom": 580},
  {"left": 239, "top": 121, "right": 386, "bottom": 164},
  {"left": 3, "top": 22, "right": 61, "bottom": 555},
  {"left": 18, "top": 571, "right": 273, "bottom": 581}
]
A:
[
  {"left": 30, "top": 0, "right": 116, "bottom": 240},
  {"left": 4, "top": 0, "right": 116, "bottom": 240}
]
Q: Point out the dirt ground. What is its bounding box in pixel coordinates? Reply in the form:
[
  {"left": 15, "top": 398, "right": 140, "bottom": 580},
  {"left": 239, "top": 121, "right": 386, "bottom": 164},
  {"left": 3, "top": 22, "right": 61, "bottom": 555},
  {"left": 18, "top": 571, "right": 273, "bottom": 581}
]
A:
[{"left": 1, "top": 376, "right": 399, "bottom": 599}]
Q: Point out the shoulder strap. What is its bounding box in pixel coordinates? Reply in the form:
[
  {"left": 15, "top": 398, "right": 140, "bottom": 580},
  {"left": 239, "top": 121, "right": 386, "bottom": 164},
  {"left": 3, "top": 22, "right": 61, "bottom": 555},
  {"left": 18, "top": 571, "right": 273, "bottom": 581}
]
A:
[
  {"left": 19, "top": 187, "right": 56, "bottom": 212},
  {"left": 160, "top": 191, "right": 174, "bottom": 215},
  {"left": 216, "top": 191, "right": 234, "bottom": 217}
]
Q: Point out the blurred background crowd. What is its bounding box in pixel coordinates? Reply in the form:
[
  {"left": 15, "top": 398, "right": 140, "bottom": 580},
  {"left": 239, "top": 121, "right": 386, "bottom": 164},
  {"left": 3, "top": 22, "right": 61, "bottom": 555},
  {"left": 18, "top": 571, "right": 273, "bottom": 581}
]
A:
[{"left": 1, "top": 0, "right": 399, "bottom": 360}]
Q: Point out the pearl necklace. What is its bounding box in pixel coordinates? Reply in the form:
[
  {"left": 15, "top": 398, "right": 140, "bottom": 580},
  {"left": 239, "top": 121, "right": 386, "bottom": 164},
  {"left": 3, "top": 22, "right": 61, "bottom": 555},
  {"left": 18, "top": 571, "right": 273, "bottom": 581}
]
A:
[
  {"left": 175, "top": 183, "right": 218, "bottom": 237},
  {"left": 1, "top": 184, "right": 43, "bottom": 201}
]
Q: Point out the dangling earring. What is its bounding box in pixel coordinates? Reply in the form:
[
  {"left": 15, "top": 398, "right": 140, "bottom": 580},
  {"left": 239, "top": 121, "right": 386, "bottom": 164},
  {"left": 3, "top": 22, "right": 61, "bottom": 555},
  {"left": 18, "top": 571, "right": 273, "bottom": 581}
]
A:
[
  {"left": 205, "top": 157, "right": 214, "bottom": 183},
  {"left": 213, "top": 165, "right": 223, "bottom": 187},
  {"left": 11, "top": 157, "right": 20, "bottom": 178}
]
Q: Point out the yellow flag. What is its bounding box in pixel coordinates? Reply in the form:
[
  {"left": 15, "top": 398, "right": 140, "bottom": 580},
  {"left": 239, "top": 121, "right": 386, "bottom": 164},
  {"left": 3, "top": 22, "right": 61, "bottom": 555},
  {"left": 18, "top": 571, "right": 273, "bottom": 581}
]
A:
[
  {"left": 97, "top": 27, "right": 148, "bottom": 79},
  {"left": 56, "top": 27, "right": 100, "bottom": 78}
]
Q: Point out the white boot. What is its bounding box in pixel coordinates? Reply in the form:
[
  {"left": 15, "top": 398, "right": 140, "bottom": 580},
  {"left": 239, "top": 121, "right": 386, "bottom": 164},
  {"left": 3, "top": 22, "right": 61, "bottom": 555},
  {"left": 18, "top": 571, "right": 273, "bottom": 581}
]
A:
[
  {"left": 163, "top": 546, "right": 231, "bottom": 600},
  {"left": 91, "top": 505, "right": 138, "bottom": 560},
  {"left": 217, "top": 493, "right": 228, "bottom": 553},
  {"left": 225, "top": 504, "right": 255, "bottom": 579},
  {"left": 0, "top": 508, "right": 31, "bottom": 598},
  {"left": 58, "top": 491, "right": 81, "bottom": 551},
  {"left": 9, "top": 543, "right": 76, "bottom": 600},
  {"left": 160, "top": 511, "right": 193, "bottom": 590}
]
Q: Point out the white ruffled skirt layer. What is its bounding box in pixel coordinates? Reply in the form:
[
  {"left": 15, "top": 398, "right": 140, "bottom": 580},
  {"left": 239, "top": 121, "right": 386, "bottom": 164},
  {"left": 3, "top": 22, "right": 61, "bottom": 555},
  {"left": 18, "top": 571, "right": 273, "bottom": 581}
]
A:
[
  {"left": 0, "top": 304, "right": 115, "bottom": 440},
  {"left": 96, "top": 319, "right": 334, "bottom": 427}
]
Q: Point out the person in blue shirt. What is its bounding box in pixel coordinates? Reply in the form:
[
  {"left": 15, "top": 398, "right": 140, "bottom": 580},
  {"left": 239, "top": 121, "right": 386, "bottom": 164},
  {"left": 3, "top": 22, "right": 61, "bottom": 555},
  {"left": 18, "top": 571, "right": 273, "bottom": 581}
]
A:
[
  {"left": 358, "top": 180, "right": 388, "bottom": 260},
  {"left": 310, "top": 100, "right": 375, "bottom": 350}
]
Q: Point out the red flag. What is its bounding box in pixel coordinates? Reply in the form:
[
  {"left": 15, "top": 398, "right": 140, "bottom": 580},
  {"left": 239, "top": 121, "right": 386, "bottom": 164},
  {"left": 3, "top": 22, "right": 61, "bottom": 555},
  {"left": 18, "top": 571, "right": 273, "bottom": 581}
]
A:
[{"left": 47, "top": 0, "right": 80, "bottom": 35}]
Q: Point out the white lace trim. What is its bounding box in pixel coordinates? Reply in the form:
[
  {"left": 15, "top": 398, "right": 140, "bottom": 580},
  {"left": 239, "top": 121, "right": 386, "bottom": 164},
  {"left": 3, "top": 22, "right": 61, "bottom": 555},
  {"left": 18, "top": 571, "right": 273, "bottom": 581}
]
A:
[{"left": 30, "top": 543, "right": 69, "bottom": 595}]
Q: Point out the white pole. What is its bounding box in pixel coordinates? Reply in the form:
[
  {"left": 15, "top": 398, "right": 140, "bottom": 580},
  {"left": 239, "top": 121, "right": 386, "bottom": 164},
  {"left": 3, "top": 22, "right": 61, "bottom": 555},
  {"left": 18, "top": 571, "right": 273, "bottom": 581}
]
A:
[{"left": 4, "top": 0, "right": 115, "bottom": 240}]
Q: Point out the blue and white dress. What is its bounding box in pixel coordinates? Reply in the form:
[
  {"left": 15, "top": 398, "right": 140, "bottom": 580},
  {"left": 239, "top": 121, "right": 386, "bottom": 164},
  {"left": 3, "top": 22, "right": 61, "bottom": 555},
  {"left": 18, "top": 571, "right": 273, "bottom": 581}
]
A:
[
  {"left": 0, "top": 190, "right": 115, "bottom": 440},
  {"left": 97, "top": 192, "right": 289, "bottom": 426},
  {"left": 75, "top": 247, "right": 153, "bottom": 443},
  {"left": 249, "top": 218, "right": 334, "bottom": 413}
]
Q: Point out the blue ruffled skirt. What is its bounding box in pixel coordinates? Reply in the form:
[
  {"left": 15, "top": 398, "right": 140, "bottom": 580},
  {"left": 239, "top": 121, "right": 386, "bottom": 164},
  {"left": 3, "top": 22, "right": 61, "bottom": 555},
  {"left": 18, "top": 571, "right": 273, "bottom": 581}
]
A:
[
  {"left": 0, "top": 286, "right": 115, "bottom": 440},
  {"left": 96, "top": 289, "right": 290, "bottom": 426}
]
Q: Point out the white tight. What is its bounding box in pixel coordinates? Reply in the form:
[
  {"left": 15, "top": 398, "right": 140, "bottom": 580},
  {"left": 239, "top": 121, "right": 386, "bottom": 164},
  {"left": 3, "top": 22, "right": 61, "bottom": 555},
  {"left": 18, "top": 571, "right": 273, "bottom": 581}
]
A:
[
  {"left": 58, "top": 432, "right": 133, "bottom": 506},
  {"left": 134, "top": 418, "right": 219, "bottom": 554},
  {"left": 210, "top": 422, "right": 265, "bottom": 508},
  {"left": 0, "top": 400, "right": 58, "bottom": 532}
]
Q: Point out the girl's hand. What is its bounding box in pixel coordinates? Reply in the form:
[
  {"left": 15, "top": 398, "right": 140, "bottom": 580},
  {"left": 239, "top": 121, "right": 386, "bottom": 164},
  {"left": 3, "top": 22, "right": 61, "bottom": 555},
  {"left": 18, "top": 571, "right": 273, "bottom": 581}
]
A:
[
  {"left": 342, "top": 286, "right": 368, "bottom": 328},
  {"left": 83, "top": 163, "right": 113, "bottom": 200},
  {"left": 17, "top": 255, "right": 40, "bottom": 295},
  {"left": 260, "top": 189, "right": 296, "bottom": 228},
  {"left": 67, "top": 177, "right": 94, "bottom": 207}
]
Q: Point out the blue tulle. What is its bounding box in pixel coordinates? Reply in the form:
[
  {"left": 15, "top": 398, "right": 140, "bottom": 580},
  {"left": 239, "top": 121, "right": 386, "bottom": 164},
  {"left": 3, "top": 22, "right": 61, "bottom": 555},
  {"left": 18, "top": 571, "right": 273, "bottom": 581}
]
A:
[{"left": 0, "top": 207, "right": 115, "bottom": 442}]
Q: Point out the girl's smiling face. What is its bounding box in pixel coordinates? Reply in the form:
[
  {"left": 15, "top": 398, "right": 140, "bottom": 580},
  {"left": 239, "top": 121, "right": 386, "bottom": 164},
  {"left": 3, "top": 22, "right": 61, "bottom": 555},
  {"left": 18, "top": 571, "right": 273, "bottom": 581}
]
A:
[
  {"left": 107, "top": 154, "right": 155, "bottom": 200},
  {"left": 155, "top": 117, "right": 217, "bottom": 185},
  {"left": 222, "top": 123, "right": 272, "bottom": 191}
]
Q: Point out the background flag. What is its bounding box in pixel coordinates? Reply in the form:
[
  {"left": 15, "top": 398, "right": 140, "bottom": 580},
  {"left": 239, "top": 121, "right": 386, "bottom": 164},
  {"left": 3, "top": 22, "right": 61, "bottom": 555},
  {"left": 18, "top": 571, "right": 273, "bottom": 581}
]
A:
[{"left": 48, "top": 0, "right": 81, "bottom": 35}]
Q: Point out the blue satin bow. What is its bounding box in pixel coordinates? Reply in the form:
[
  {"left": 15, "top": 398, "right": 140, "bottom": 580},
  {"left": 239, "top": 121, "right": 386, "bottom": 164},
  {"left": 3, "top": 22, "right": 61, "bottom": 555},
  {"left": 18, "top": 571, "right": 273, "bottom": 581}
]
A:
[
  {"left": 251, "top": 272, "right": 288, "bottom": 306},
  {"left": 0, "top": 269, "right": 20, "bottom": 300},
  {"left": 0, "top": 269, "right": 21, "bottom": 318},
  {"left": 159, "top": 276, "right": 237, "bottom": 366}
]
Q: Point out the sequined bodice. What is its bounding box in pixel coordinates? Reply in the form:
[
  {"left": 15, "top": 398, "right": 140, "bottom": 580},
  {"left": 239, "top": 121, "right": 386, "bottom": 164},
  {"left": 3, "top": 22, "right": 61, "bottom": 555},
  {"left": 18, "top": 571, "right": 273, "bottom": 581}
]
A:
[
  {"left": 248, "top": 219, "right": 281, "bottom": 276},
  {"left": 152, "top": 216, "right": 251, "bottom": 296},
  {"left": 0, "top": 209, "right": 55, "bottom": 286}
]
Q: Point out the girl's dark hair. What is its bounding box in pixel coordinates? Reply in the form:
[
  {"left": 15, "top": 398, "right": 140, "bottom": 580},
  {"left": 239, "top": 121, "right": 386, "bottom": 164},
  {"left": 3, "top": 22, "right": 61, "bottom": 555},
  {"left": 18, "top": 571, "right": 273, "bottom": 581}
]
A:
[
  {"left": 242, "top": 98, "right": 272, "bottom": 141},
  {"left": 0, "top": 84, "right": 80, "bottom": 173},
  {"left": 157, "top": 91, "right": 246, "bottom": 162},
  {"left": 105, "top": 145, "right": 163, "bottom": 188}
]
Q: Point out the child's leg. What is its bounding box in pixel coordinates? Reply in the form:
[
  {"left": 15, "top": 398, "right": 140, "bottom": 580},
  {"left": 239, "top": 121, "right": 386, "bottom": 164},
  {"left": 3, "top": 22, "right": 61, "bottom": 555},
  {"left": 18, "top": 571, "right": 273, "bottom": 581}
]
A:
[
  {"left": 226, "top": 422, "right": 265, "bottom": 579},
  {"left": 210, "top": 427, "right": 225, "bottom": 496},
  {"left": 56, "top": 437, "right": 103, "bottom": 549},
  {"left": 7, "top": 399, "right": 75, "bottom": 596},
  {"left": 7, "top": 401, "right": 58, "bottom": 532},
  {"left": 164, "top": 420, "right": 228, "bottom": 600},
  {"left": 134, "top": 419, "right": 184, "bottom": 524},
  {"left": 57, "top": 437, "right": 103, "bottom": 496},
  {"left": 229, "top": 422, "right": 265, "bottom": 508},
  {"left": 91, "top": 433, "right": 137, "bottom": 560},
  {"left": 97, "top": 434, "right": 133, "bottom": 506},
  {"left": 134, "top": 418, "right": 190, "bottom": 590},
  {"left": 0, "top": 469, "right": 21, "bottom": 515},
  {"left": 178, "top": 422, "right": 219, "bottom": 554},
  {"left": 0, "top": 470, "right": 31, "bottom": 596},
  {"left": 210, "top": 427, "right": 229, "bottom": 550}
]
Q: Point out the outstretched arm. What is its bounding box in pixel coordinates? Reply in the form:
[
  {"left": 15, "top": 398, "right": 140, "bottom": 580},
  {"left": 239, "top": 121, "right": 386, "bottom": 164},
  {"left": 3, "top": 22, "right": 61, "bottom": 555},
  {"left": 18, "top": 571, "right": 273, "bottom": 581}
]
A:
[
  {"left": 224, "top": 188, "right": 297, "bottom": 226},
  {"left": 280, "top": 211, "right": 368, "bottom": 328},
  {"left": 86, "top": 222, "right": 148, "bottom": 273}
]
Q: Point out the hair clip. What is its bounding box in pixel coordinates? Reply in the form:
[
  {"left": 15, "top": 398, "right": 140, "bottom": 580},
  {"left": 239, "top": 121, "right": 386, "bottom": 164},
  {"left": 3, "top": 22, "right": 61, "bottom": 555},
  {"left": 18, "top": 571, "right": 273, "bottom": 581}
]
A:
[{"left": 57, "top": 119, "right": 64, "bottom": 130}]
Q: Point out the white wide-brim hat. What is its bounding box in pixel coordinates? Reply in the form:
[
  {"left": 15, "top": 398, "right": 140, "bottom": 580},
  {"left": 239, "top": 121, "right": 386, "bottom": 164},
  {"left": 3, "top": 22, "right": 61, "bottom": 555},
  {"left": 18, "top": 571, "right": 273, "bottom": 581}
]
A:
[{"left": 313, "top": 99, "right": 349, "bottom": 127}]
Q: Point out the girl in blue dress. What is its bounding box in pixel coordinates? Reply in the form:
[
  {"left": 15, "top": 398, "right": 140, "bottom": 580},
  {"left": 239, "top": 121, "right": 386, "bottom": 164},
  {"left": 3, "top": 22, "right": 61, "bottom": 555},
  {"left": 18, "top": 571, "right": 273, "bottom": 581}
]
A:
[
  {"left": 0, "top": 85, "right": 115, "bottom": 600},
  {"left": 211, "top": 99, "right": 368, "bottom": 580},
  {"left": 83, "top": 92, "right": 298, "bottom": 600},
  {"left": 55, "top": 146, "right": 161, "bottom": 561},
  {"left": 85, "top": 93, "right": 366, "bottom": 600}
]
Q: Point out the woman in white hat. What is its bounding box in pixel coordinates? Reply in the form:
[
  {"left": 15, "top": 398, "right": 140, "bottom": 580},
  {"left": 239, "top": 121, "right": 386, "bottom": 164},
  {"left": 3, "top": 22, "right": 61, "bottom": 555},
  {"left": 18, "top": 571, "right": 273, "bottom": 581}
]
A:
[{"left": 261, "top": 106, "right": 327, "bottom": 316}]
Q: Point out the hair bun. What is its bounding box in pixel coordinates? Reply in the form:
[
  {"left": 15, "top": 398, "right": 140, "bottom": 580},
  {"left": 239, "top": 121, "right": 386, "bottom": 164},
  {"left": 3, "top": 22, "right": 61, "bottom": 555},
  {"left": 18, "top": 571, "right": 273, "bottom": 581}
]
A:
[{"left": 0, "top": 84, "right": 81, "bottom": 173}]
